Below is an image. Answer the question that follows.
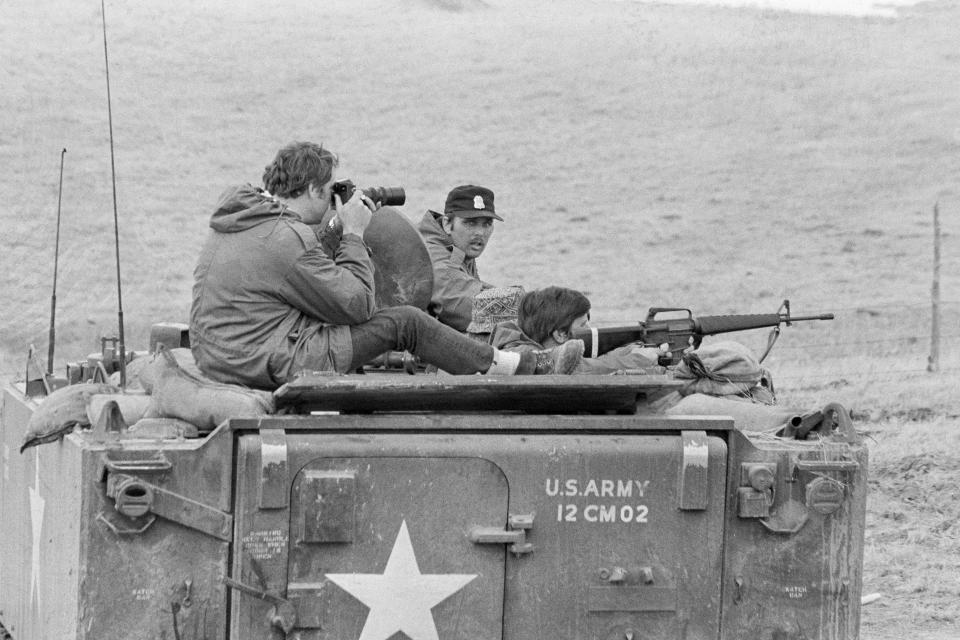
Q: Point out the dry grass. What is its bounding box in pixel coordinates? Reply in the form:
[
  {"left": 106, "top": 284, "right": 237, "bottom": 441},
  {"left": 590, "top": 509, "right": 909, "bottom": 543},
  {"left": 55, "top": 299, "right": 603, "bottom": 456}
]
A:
[
  {"left": 854, "top": 417, "right": 960, "bottom": 639},
  {"left": 2, "top": 0, "right": 960, "bottom": 375},
  {"left": 770, "top": 357, "right": 960, "bottom": 639},
  {"left": 774, "top": 351, "right": 960, "bottom": 638}
]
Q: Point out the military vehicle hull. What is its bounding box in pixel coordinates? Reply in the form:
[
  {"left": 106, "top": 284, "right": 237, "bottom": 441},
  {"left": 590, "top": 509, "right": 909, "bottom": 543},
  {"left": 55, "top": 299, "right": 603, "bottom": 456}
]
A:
[{"left": 0, "top": 375, "right": 867, "bottom": 640}]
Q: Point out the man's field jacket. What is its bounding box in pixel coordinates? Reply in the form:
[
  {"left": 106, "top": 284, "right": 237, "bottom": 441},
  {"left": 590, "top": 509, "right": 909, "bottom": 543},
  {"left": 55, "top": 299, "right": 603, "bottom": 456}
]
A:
[
  {"left": 417, "top": 210, "right": 493, "bottom": 331},
  {"left": 190, "top": 185, "right": 375, "bottom": 389}
]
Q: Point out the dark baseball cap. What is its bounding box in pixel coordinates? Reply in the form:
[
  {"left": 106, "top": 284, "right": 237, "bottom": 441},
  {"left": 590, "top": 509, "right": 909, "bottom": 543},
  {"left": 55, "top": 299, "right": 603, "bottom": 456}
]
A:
[{"left": 443, "top": 185, "right": 503, "bottom": 221}]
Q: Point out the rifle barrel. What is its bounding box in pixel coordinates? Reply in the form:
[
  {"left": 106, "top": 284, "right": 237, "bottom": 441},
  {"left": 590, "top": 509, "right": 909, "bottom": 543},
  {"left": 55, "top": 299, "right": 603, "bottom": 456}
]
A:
[{"left": 788, "top": 313, "right": 835, "bottom": 321}]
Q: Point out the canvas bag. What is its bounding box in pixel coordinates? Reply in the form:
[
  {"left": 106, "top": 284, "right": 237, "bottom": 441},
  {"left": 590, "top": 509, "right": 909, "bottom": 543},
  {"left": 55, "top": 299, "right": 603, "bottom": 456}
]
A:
[
  {"left": 138, "top": 347, "right": 275, "bottom": 432},
  {"left": 673, "top": 340, "right": 774, "bottom": 402}
]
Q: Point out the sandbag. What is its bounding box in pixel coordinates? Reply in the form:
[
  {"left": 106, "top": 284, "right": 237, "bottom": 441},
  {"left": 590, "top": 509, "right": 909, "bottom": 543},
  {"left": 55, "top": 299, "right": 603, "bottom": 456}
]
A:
[
  {"left": 137, "top": 347, "right": 208, "bottom": 393},
  {"left": 665, "top": 393, "right": 797, "bottom": 432},
  {"left": 128, "top": 418, "right": 200, "bottom": 439},
  {"left": 86, "top": 392, "right": 153, "bottom": 427},
  {"left": 106, "top": 354, "right": 153, "bottom": 390},
  {"left": 673, "top": 340, "right": 770, "bottom": 399},
  {"left": 148, "top": 347, "right": 274, "bottom": 432},
  {"left": 20, "top": 382, "right": 120, "bottom": 452}
]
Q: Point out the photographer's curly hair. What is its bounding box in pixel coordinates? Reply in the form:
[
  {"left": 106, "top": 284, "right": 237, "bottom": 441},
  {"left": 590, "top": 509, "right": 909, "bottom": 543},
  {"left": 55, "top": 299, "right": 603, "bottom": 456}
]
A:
[
  {"left": 518, "top": 287, "right": 591, "bottom": 345},
  {"left": 262, "top": 141, "right": 338, "bottom": 199}
]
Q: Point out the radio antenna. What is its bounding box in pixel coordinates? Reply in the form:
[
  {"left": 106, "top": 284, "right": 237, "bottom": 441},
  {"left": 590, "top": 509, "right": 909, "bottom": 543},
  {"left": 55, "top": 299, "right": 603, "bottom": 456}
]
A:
[
  {"left": 100, "top": 0, "right": 126, "bottom": 387},
  {"left": 47, "top": 147, "right": 67, "bottom": 375}
]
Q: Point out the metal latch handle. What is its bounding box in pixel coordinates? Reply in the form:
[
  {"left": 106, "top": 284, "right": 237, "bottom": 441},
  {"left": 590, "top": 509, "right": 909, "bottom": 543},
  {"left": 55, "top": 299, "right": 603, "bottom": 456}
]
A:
[
  {"left": 103, "top": 473, "right": 233, "bottom": 541},
  {"left": 104, "top": 457, "right": 173, "bottom": 473},
  {"left": 469, "top": 514, "right": 534, "bottom": 555},
  {"left": 222, "top": 576, "right": 287, "bottom": 606},
  {"left": 469, "top": 528, "right": 524, "bottom": 544},
  {"left": 793, "top": 459, "right": 859, "bottom": 473},
  {"left": 223, "top": 577, "right": 296, "bottom": 634}
]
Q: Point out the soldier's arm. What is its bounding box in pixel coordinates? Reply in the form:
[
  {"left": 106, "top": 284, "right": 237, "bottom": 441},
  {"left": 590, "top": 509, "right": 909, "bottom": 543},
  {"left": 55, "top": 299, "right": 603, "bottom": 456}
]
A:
[
  {"left": 286, "top": 236, "right": 376, "bottom": 325},
  {"left": 430, "top": 268, "right": 485, "bottom": 331}
]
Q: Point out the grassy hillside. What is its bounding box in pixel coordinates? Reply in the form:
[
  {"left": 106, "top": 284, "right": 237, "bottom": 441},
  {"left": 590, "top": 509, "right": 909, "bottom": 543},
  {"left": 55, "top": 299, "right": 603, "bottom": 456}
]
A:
[{"left": 2, "top": 0, "right": 958, "bottom": 374}]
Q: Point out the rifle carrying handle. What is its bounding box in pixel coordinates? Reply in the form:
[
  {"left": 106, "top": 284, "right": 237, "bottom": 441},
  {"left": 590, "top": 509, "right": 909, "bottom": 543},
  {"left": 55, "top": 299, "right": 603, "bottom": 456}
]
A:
[{"left": 645, "top": 307, "right": 692, "bottom": 322}]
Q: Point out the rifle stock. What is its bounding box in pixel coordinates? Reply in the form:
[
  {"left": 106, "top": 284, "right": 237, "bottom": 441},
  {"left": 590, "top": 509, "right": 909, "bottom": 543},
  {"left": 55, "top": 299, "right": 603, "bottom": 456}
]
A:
[{"left": 576, "top": 326, "right": 646, "bottom": 359}]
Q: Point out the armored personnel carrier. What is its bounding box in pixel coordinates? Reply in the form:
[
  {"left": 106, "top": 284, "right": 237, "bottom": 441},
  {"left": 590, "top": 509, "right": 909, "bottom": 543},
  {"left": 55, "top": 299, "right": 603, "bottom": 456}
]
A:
[{"left": 0, "top": 339, "right": 867, "bottom": 640}]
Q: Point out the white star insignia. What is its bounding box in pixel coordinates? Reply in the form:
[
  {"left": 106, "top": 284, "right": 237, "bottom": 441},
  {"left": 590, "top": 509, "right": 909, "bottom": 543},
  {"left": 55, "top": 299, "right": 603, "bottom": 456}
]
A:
[{"left": 326, "top": 520, "right": 477, "bottom": 640}]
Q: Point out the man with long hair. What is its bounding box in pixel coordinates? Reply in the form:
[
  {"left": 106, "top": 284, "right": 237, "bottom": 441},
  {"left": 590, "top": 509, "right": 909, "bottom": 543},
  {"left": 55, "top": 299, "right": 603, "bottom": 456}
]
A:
[{"left": 492, "top": 286, "right": 663, "bottom": 374}]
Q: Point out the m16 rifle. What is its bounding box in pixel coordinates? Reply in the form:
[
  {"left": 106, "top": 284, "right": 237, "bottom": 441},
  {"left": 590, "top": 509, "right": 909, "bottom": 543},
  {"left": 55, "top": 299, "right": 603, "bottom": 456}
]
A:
[{"left": 573, "top": 299, "right": 834, "bottom": 365}]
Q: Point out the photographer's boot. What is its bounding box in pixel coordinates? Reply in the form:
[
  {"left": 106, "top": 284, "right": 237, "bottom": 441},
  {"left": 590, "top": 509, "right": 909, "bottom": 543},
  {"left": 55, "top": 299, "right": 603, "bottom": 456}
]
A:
[{"left": 516, "top": 339, "right": 584, "bottom": 375}]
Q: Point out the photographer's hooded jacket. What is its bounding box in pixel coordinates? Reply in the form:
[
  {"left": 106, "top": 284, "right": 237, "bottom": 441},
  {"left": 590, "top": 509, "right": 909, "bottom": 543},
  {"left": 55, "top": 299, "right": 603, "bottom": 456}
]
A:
[{"left": 190, "top": 184, "right": 375, "bottom": 389}]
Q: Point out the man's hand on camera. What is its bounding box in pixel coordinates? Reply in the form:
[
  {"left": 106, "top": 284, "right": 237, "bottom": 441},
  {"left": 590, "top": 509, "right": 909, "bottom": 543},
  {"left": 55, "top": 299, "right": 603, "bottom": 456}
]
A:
[
  {"left": 335, "top": 192, "right": 374, "bottom": 237},
  {"left": 361, "top": 193, "right": 382, "bottom": 212}
]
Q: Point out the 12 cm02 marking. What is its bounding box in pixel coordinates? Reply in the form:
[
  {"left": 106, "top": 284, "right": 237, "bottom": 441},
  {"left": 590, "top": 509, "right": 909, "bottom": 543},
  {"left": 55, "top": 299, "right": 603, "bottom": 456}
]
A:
[{"left": 557, "top": 503, "right": 650, "bottom": 523}]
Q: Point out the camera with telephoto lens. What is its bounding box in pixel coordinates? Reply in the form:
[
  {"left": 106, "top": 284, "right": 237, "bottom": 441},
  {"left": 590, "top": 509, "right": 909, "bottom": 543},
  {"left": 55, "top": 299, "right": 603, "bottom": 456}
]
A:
[{"left": 331, "top": 179, "right": 405, "bottom": 207}]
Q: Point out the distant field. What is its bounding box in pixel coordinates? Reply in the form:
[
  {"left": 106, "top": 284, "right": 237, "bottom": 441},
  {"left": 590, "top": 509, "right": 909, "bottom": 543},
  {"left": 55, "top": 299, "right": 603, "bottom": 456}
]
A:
[
  {"left": 2, "top": 0, "right": 958, "bottom": 374},
  {"left": 2, "top": 1, "right": 959, "bottom": 636},
  {"left": 633, "top": 0, "right": 930, "bottom": 17}
]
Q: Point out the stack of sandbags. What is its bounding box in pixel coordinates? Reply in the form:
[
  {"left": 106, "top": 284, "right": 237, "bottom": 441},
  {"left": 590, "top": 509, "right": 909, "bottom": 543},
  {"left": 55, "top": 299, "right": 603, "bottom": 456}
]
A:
[{"left": 19, "top": 347, "right": 275, "bottom": 452}]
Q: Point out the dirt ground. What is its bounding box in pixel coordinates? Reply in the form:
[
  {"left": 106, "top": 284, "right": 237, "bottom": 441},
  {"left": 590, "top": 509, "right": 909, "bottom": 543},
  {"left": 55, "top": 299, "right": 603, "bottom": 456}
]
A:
[
  {"left": 864, "top": 420, "right": 960, "bottom": 640},
  {"left": 2, "top": 0, "right": 959, "bottom": 637}
]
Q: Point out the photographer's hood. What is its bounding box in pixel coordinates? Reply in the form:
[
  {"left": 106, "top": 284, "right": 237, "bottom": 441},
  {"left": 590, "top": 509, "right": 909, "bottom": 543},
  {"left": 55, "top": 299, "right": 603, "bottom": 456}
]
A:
[{"left": 210, "top": 184, "right": 290, "bottom": 232}]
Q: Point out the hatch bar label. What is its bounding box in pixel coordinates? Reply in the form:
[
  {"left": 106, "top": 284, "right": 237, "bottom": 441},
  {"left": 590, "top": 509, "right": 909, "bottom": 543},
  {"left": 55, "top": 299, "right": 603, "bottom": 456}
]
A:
[{"left": 546, "top": 478, "right": 652, "bottom": 524}]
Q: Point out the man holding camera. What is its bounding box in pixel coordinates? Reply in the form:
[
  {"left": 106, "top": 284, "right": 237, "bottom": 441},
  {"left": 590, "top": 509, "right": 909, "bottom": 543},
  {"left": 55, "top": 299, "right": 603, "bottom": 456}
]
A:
[
  {"left": 417, "top": 185, "right": 501, "bottom": 331},
  {"left": 189, "top": 141, "right": 582, "bottom": 389}
]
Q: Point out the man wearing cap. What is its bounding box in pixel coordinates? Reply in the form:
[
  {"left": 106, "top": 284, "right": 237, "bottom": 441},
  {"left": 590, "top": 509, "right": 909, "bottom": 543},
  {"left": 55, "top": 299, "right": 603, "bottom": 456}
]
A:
[{"left": 418, "top": 185, "right": 501, "bottom": 331}]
